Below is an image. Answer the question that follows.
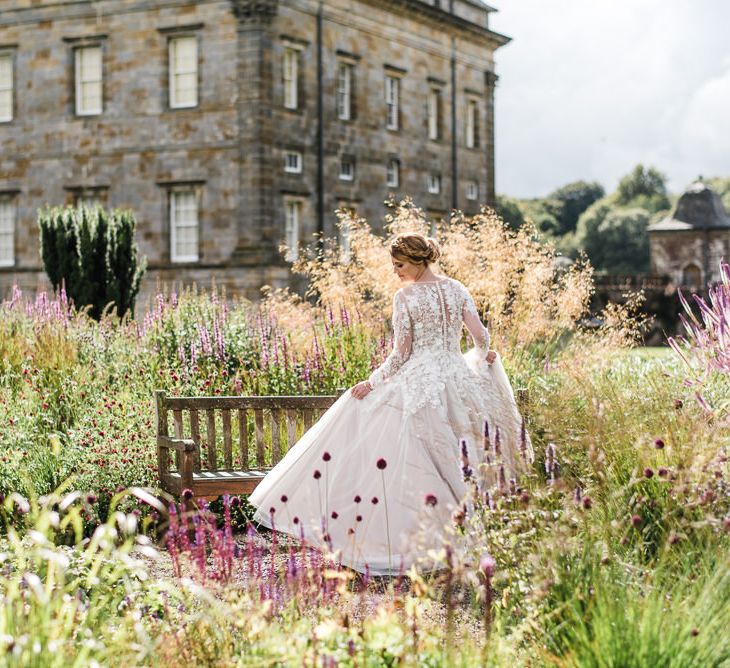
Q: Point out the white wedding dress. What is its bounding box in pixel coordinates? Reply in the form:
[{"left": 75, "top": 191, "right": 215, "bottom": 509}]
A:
[{"left": 249, "top": 277, "right": 534, "bottom": 575}]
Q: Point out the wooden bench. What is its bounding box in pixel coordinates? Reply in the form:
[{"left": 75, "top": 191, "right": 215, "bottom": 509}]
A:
[{"left": 154, "top": 391, "right": 341, "bottom": 499}]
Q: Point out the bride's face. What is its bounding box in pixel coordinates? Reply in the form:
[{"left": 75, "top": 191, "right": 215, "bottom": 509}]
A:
[{"left": 391, "top": 257, "right": 423, "bottom": 282}]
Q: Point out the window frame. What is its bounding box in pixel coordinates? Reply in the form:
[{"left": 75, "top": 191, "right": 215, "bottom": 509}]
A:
[
  {"left": 284, "top": 197, "right": 302, "bottom": 262},
  {"left": 168, "top": 34, "right": 199, "bottom": 109},
  {"left": 386, "top": 158, "right": 400, "bottom": 188},
  {"left": 284, "top": 151, "right": 302, "bottom": 174},
  {"left": 0, "top": 195, "right": 16, "bottom": 268},
  {"left": 385, "top": 75, "right": 400, "bottom": 131},
  {"left": 466, "top": 98, "right": 480, "bottom": 149},
  {"left": 427, "top": 87, "right": 441, "bottom": 141},
  {"left": 427, "top": 173, "right": 441, "bottom": 195},
  {"left": 169, "top": 188, "right": 200, "bottom": 264},
  {"left": 465, "top": 180, "right": 478, "bottom": 201},
  {"left": 337, "top": 61, "right": 352, "bottom": 121},
  {"left": 339, "top": 157, "right": 355, "bottom": 182},
  {"left": 0, "top": 51, "right": 15, "bottom": 123},
  {"left": 283, "top": 46, "right": 299, "bottom": 110},
  {"left": 74, "top": 44, "right": 103, "bottom": 116}
]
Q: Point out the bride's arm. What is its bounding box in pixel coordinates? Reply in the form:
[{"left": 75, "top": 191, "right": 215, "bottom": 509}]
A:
[
  {"left": 367, "top": 290, "right": 413, "bottom": 388},
  {"left": 462, "top": 288, "right": 491, "bottom": 356}
]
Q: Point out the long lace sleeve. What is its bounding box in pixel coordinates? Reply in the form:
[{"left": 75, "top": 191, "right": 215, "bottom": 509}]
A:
[
  {"left": 462, "top": 288, "right": 490, "bottom": 356},
  {"left": 368, "top": 290, "right": 412, "bottom": 388}
]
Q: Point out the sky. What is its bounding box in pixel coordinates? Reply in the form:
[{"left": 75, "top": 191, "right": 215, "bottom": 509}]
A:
[{"left": 489, "top": 0, "right": 730, "bottom": 199}]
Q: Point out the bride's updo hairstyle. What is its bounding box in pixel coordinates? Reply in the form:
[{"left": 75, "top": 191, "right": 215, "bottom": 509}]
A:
[{"left": 389, "top": 232, "right": 441, "bottom": 266}]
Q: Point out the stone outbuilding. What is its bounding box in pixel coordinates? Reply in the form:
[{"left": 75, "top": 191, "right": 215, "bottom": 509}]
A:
[{"left": 648, "top": 180, "right": 730, "bottom": 288}]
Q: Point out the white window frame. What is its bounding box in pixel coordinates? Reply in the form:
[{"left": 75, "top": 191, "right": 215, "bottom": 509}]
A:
[
  {"left": 337, "top": 62, "right": 352, "bottom": 120},
  {"left": 0, "top": 197, "right": 15, "bottom": 267},
  {"left": 0, "top": 52, "right": 14, "bottom": 123},
  {"left": 466, "top": 180, "right": 478, "bottom": 201},
  {"left": 338, "top": 216, "right": 352, "bottom": 264},
  {"left": 170, "top": 189, "right": 199, "bottom": 263},
  {"left": 466, "top": 99, "right": 479, "bottom": 149},
  {"left": 284, "top": 198, "right": 301, "bottom": 262},
  {"left": 74, "top": 45, "right": 103, "bottom": 116},
  {"left": 339, "top": 158, "right": 355, "bottom": 181},
  {"left": 385, "top": 75, "right": 399, "bottom": 130},
  {"left": 169, "top": 35, "right": 198, "bottom": 109},
  {"left": 283, "top": 47, "right": 299, "bottom": 110},
  {"left": 386, "top": 158, "right": 400, "bottom": 188},
  {"left": 284, "top": 151, "right": 302, "bottom": 174},
  {"left": 427, "top": 88, "right": 440, "bottom": 140},
  {"left": 427, "top": 174, "right": 441, "bottom": 195}
]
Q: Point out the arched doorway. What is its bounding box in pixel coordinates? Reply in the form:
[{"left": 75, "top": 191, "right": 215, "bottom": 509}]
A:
[{"left": 682, "top": 263, "right": 702, "bottom": 287}]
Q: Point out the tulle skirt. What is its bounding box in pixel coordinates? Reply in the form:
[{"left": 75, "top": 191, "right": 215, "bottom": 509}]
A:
[{"left": 249, "top": 350, "right": 532, "bottom": 575}]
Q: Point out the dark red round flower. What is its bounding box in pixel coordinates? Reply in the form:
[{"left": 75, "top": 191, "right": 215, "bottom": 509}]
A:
[
  {"left": 354, "top": 495, "right": 361, "bottom": 503},
  {"left": 371, "top": 496, "right": 379, "bottom": 505},
  {"left": 331, "top": 511, "right": 339, "bottom": 519},
  {"left": 313, "top": 470, "right": 322, "bottom": 480},
  {"left": 182, "top": 489, "right": 194, "bottom": 501},
  {"left": 280, "top": 494, "right": 288, "bottom": 503},
  {"left": 644, "top": 467, "right": 654, "bottom": 478},
  {"left": 376, "top": 458, "right": 387, "bottom": 470},
  {"left": 582, "top": 496, "right": 593, "bottom": 510},
  {"left": 269, "top": 507, "right": 276, "bottom": 515},
  {"left": 653, "top": 438, "right": 665, "bottom": 449},
  {"left": 323, "top": 452, "right": 331, "bottom": 462},
  {"left": 356, "top": 515, "right": 363, "bottom": 522},
  {"left": 424, "top": 494, "right": 438, "bottom": 507},
  {"left": 293, "top": 516, "right": 300, "bottom": 524},
  {"left": 631, "top": 514, "right": 642, "bottom": 528}
]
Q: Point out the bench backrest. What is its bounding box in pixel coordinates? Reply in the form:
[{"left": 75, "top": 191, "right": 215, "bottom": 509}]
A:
[{"left": 154, "top": 391, "right": 340, "bottom": 473}]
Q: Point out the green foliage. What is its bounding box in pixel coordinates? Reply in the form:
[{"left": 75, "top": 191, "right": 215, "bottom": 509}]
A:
[
  {"left": 492, "top": 195, "right": 526, "bottom": 231},
  {"left": 616, "top": 164, "right": 670, "bottom": 212},
  {"left": 547, "top": 179, "right": 605, "bottom": 235},
  {"left": 38, "top": 205, "right": 146, "bottom": 319}
]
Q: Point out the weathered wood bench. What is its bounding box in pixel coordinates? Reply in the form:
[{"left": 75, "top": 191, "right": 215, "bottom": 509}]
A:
[{"left": 154, "top": 391, "right": 340, "bottom": 498}]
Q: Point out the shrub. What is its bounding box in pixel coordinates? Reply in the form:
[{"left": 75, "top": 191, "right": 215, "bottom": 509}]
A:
[{"left": 39, "top": 205, "right": 146, "bottom": 319}]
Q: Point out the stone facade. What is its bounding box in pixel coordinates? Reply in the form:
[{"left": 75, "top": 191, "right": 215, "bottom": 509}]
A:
[
  {"left": 0, "top": 0, "right": 508, "bottom": 305},
  {"left": 648, "top": 181, "right": 730, "bottom": 288}
]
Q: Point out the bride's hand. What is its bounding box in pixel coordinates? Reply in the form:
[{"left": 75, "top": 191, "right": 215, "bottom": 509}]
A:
[
  {"left": 485, "top": 350, "right": 497, "bottom": 365},
  {"left": 351, "top": 381, "right": 373, "bottom": 400}
]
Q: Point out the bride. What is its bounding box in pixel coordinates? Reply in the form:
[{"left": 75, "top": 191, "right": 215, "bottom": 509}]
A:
[{"left": 249, "top": 232, "right": 534, "bottom": 575}]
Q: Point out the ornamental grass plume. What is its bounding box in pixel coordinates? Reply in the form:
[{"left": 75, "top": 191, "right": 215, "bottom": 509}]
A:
[{"left": 277, "top": 198, "right": 596, "bottom": 353}]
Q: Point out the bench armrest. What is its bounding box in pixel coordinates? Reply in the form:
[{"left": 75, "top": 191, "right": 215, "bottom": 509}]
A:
[{"left": 158, "top": 436, "right": 198, "bottom": 453}]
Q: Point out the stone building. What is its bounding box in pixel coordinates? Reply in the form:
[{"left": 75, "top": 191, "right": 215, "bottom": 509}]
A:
[
  {"left": 648, "top": 181, "right": 730, "bottom": 288},
  {"left": 0, "top": 0, "right": 508, "bottom": 303}
]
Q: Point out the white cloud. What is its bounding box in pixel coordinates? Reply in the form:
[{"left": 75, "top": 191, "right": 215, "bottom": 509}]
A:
[{"left": 491, "top": 0, "right": 730, "bottom": 197}]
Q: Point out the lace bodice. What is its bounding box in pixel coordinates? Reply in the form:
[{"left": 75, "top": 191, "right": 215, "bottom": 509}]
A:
[{"left": 368, "top": 277, "right": 490, "bottom": 388}]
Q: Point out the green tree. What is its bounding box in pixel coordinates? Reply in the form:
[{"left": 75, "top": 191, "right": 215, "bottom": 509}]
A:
[
  {"left": 547, "top": 180, "right": 605, "bottom": 235},
  {"left": 39, "top": 205, "right": 146, "bottom": 319},
  {"left": 577, "top": 207, "right": 650, "bottom": 273},
  {"left": 616, "top": 165, "right": 670, "bottom": 212},
  {"left": 493, "top": 195, "right": 526, "bottom": 231}
]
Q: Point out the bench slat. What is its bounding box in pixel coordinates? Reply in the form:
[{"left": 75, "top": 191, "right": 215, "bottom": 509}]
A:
[
  {"left": 286, "top": 409, "right": 297, "bottom": 451},
  {"left": 254, "top": 409, "right": 265, "bottom": 467},
  {"left": 172, "top": 409, "right": 183, "bottom": 470},
  {"left": 222, "top": 409, "right": 233, "bottom": 469},
  {"left": 154, "top": 391, "right": 169, "bottom": 478},
  {"left": 165, "top": 395, "right": 338, "bottom": 411},
  {"left": 189, "top": 409, "right": 201, "bottom": 471},
  {"left": 303, "top": 409, "right": 315, "bottom": 432},
  {"left": 271, "top": 408, "right": 281, "bottom": 465},
  {"left": 206, "top": 409, "right": 217, "bottom": 471},
  {"left": 238, "top": 408, "right": 249, "bottom": 472}
]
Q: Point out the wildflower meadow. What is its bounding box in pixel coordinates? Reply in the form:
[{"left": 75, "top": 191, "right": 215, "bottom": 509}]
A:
[{"left": 1, "top": 203, "right": 728, "bottom": 666}]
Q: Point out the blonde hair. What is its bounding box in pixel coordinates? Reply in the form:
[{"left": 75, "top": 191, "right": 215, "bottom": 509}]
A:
[{"left": 389, "top": 232, "right": 441, "bottom": 266}]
